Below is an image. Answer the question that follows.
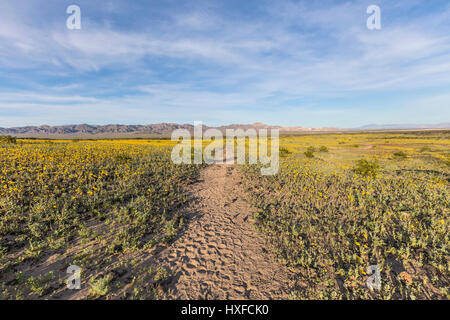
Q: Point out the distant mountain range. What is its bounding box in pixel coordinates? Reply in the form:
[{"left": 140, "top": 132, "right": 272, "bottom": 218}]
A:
[
  {"left": 0, "top": 122, "right": 339, "bottom": 138},
  {"left": 0, "top": 122, "right": 448, "bottom": 138},
  {"left": 0, "top": 123, "right": 193, "bottom": 137},
  {"left": 356, "top": 123, "right": 450, "bottom": 130}
]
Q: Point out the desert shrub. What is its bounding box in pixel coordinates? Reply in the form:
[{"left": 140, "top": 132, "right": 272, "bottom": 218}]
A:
[
  {"left": 89, "top": 274, "right": 113, "bottom": 298},
  {"left": 304, "top": 150, "right": 314, "bottom": 158},
  {"left": 280, "top": 147, "right": 292, "bottom": 158},
  {"left": 154, "top": 267, "right": 168, "bottom": 282},
  {"left": 393, "top": 151, "right": 407, "bottom": 159},
  {"left": 419, "top": 146, "right": 432, "bottom": 152},
  {"left": 0, "top": 135, "right": 17, "bottom": 144},
  {"left": 304, "top": 146, "right": 316, "bottom": 158},
  {"left": 353, "top": 159, "right": 379, "bottom": 178},
  {"left": 26, "top": 272, "right": 55, "bottom": 296},
  {"left": 319, "top": 146, "right": 329, "bottom": 152}
]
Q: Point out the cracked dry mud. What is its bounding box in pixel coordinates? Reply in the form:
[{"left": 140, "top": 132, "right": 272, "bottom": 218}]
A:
[{"left": 157, "top": 164, "right": 292, "bottom": 299}]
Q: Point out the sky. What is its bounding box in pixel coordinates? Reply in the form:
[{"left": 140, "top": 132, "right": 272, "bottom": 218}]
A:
[{"left": 0, "top": 0, "right": 450, "bottom": 128}]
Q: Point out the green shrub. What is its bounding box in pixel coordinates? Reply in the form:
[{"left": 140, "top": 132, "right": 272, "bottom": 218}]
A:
[
  {"left": 319, "top": 146, "right": 329, "bottom": 152},
  {"left": 353, "top": 159, "right": 379, "bottom": 178},
  {"left": 89, "top": 274, "right": 112, "bottom": 298},
  {"left": 304, "top": 150, "right": 314, "bottom": 158},
  {"left": 393, "top": 151, "right": 407, "bottom": 159},
  {"left": 280, "top": 147, "right": 292, "bottom": 158},
  {"left": 0, "top": 135, "right": 17, "bottom": 144},
  {"left": 419, "top": 146, "right": 432, "bottom": 152}
]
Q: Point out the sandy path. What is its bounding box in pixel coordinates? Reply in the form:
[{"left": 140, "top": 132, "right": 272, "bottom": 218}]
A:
[{"left": 157, "top": 163, "right": 292, "bottom": 299}]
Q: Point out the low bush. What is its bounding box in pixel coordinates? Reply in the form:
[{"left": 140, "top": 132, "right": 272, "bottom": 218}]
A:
[{"left": 353, "top": 159, "right": 380, "bottom": 178}]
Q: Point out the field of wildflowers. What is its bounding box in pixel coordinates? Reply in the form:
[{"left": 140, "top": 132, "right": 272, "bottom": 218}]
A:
[
  {"left": 241, "top": 130, "right": 449, "bottom": 299},
  {"left": 0, "top": 131, "right": 448, "bottom": 300},
  {"left": 0, "top": 139, "right": 202, "bottom": 299}
]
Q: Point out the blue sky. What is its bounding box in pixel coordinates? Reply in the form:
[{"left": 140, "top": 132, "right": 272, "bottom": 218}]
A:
[{"left": 0, "top": 0, "right": 449, "bottom": 128}]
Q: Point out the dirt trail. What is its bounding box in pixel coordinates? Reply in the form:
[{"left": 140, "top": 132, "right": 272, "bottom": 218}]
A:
[{"left": 157, "top": 163, "right": 292, "bottom": 299}]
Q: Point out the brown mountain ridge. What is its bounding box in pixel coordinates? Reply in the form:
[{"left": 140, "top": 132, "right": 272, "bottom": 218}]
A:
[{"left": 0, "top": 123, "right": 339, "bottom": 138}]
